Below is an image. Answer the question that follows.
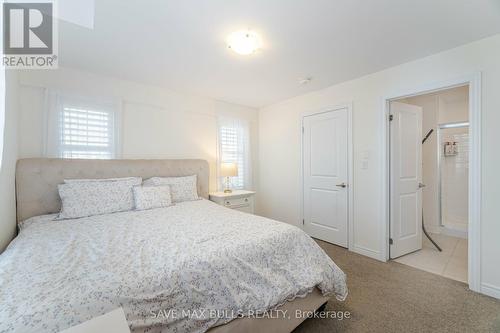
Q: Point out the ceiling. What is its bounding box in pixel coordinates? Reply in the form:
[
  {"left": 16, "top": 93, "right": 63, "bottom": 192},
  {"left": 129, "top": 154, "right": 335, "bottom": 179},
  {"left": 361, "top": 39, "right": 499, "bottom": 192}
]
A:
[{"left": 58, "top": 0, "right": 500, "bottom": 108}]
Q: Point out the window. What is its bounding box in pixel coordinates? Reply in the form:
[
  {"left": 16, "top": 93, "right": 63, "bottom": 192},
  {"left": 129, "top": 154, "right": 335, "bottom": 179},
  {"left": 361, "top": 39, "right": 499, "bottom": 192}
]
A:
[
  {"left": 217, "top": 117, "right": 251, "bottom": 189},
  {"left": 46, "top": 94, "right": 120, "bottom": 159}
]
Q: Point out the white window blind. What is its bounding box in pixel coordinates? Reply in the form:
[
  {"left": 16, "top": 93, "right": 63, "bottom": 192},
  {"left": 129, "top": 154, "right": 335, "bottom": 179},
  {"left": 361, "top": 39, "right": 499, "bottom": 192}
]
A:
[
  {"left": 217, "top": 117, "right": 251, "bottom": 190},
  {"left": 48, "top": 95, "right": 119, "bottom": 159}
]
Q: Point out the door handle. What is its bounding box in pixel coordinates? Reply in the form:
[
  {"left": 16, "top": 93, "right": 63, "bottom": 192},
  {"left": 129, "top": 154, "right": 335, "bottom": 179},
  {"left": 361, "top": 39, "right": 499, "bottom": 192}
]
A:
[
  {"left": 336, "top": 183, "right": 347, "bottom": 188},
  {"left": 418, "top": 183, "right": 426, "bottom": 189}
]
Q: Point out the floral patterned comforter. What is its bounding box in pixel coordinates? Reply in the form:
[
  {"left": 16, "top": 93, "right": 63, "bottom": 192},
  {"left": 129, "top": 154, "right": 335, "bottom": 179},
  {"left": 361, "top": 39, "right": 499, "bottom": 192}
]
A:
[{"left": 0, "top": 199, "right": 347, "bottom": 333}]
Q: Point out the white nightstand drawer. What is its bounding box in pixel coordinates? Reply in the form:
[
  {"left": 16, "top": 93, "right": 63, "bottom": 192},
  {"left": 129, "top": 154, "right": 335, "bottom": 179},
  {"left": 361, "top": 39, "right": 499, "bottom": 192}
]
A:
[
  {"left": 209, "top": 190, "right": 256, "bottom": 214},
  {"left": 223, "top": 196, "right": 252, "bottom": 209},
  {"left": 234, "top": 204, "right": 253, "bottom": 214}
]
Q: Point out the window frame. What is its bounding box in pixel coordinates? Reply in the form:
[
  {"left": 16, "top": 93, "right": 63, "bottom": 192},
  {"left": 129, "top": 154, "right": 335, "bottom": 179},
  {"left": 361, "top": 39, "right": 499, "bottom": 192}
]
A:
[
  {"left": 216, "top": 116, "right": 251, "bottom": 191},
  {"left": 45, "top": 91, "right": 122, "bottom": 159}
]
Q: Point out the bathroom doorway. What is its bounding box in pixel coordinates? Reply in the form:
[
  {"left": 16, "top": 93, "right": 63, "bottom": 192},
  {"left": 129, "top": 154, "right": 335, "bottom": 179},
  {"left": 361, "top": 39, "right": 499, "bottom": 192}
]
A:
[{"left": 389, "top": 85, "right": 469, "bottom": 283}]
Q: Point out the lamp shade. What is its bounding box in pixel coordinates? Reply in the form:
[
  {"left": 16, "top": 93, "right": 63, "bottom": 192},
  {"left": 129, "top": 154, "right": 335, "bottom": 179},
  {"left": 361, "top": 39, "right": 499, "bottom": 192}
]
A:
[{"left": 220, "top": 162, "right": 238, "bottom": 177}]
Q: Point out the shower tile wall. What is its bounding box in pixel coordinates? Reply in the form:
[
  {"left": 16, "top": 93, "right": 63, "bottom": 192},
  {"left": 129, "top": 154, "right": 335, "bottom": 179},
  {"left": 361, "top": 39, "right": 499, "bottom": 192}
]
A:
[{"left": 441, "top": 127, "right": 469, "bottom": 232}]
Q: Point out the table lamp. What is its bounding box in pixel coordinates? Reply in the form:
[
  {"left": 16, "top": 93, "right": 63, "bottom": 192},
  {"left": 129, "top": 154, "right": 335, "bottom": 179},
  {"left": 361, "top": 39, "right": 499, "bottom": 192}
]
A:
[{"left": 220, "top": 162, "right": 238, "bottom": 193}]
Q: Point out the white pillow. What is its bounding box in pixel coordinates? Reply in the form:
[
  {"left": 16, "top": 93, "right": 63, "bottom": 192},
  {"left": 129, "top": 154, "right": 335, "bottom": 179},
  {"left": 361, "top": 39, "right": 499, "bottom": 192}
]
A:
[
  {"left": 133, "top": 185, "right": 173, "bottom": 211},
  {"left": 143, "top": 175, "right": 198, "bottom": 203},
  {"left": 64, "top": 177, "right": 140, "bottom": 183},
  {"left": 57, "top": 177, "right": 142, "bottom": 219}
]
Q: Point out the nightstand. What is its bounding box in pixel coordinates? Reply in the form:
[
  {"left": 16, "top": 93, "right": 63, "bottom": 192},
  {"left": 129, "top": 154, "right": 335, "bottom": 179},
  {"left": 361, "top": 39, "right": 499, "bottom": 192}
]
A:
[{"left": 209, "top": 190, "right": 256, "bottom": 214}]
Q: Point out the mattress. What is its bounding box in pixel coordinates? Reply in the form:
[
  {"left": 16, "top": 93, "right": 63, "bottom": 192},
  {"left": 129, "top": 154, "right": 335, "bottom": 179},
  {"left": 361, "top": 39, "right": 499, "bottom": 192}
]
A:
[{"left": 0, "top": 199, "right": 347, "bottom": 332}]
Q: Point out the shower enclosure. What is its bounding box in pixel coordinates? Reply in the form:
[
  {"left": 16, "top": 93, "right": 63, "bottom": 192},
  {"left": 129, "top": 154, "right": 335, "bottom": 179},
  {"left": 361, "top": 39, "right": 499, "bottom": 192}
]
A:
[{"left": 438, "top": 122, "right": 469, "bottom": 238}]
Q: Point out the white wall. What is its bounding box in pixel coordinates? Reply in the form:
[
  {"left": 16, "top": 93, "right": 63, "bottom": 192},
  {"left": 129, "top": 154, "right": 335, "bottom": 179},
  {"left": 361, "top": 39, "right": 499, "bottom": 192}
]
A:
[
  {"left": 0, "top": 71, "right": 19, "bottom": 252},
  {"left": 258, "top": 34, "right": 500, "bottom": 298},
  {"left": 17, "top": 67, "right": 258, "bottom": 193},
  {"left": 402, "top": 86, "right": 469, "bottom": 234}
]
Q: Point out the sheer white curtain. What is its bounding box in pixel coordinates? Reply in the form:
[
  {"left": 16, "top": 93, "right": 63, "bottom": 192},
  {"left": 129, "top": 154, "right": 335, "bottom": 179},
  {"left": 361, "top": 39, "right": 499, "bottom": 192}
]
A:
[
  {"left": 0, "top": 67, "right": 5, "bottom": 169},
  {"left": 217, "top": 116, "right": 251, "bottom": 190}
]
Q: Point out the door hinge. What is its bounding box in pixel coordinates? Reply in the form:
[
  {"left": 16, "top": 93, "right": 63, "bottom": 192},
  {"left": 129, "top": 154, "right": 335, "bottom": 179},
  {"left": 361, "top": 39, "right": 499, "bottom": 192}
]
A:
[
  {"left": 389, "top": 114, "right": 394, "bottom": 121},
  {"left": 302, "top": 219, "right": 305, "bottom": 225},
  {"left": 389, "top": 238, "right": 393, "bottom": 245}
]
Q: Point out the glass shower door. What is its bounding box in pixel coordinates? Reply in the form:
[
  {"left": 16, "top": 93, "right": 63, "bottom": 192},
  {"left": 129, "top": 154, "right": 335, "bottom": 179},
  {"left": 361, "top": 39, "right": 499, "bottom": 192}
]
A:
[{"left": 438, "top": 123, "right": 469, "bottom": 235}]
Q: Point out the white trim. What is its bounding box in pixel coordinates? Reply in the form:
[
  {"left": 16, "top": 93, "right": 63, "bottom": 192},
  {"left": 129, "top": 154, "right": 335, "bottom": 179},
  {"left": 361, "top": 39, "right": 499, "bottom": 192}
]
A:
[
  {"left": 347, "top": 104, "right": 354, "bottom": 252},
  {"left": 380, "top": 97, "right": 391, "bottom": 262},
  {"left": 381, "top": 73, "right": 482, "bottom": 293},
  {"left": 468, "top": 73, "right": 482, "bottom": 293},
  {"left": 351, "top": 245, "right": 380, "bottom": 260},
  {"left": 481, "top": 283, "right": 500, "bottom": 300},
  {"left": 300, "top": 103, "right": 353, "bottom": 250},
  {"left": 439, "top": 225, "right": 467, "bottom": 239}
]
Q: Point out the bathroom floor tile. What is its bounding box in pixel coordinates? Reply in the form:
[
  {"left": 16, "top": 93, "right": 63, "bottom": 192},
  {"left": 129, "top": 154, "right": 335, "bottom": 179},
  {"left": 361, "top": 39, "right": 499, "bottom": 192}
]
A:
[
  {"left": 394, "top": 247, "right": 449, "bottom": 275},
  {"left": 443, "top": 257, "right": 468, "bottom": 283},
  {"left": 452, "top": 239, "right": 468, "bottom": 260},
  {"left": 394, "top": 233, "right": 467, "bottom": 283},
  {"left": 423, "top": 233, "right": 459, "bottom": 255}
]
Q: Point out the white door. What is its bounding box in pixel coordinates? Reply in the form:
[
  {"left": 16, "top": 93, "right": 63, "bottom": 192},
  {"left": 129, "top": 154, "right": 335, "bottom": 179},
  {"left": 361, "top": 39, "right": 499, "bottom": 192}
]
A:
[
  {"left": 303, "top": 108, "right": 349, "bottom": 247},
  {"left": 390, "top": 102, "right": 423, "bottom": 258}
]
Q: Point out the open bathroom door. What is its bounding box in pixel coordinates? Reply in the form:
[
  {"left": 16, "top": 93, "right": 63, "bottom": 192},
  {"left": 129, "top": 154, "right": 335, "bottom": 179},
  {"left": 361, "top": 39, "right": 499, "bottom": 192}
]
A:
[{"left": 390, "top": 102, "right": 423, "bottom": 258}]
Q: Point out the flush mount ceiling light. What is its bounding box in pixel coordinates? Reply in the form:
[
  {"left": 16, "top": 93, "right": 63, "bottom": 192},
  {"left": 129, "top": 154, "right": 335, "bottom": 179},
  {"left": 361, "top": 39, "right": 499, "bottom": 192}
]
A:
[
  {"left": 227, "top": 30, "right": 262, "bottom": 55},
  {"left": 299, "top": 77, "right": 313, "bottom": 85}
]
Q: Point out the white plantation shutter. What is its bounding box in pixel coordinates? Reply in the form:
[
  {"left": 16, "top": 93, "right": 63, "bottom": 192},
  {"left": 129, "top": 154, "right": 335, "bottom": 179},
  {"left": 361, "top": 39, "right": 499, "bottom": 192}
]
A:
[
  {"left": 217, "top": 117, "right": 251, "bottom": 190},
  {"left": 46, "top": 94, "right": 120, "bottom": 159}
]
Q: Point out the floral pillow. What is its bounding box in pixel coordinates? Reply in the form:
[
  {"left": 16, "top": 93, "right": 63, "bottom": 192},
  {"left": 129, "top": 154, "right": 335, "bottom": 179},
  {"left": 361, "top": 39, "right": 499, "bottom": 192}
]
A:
[
  {"left": 57, "top": 177, "right": 142, "bottom": 219},
  {"left": 64, "top": 177, "right": 140, "bottom": 183},
  {"left": 133, "top": 185, "right": 173, "bottom": 211},
  {"left": 143, "top": 175, "right": 199, "bottom": 203}
]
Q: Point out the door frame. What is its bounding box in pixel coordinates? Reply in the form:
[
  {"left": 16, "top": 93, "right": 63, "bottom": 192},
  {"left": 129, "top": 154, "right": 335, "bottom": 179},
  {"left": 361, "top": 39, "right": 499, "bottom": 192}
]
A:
[
  {"left": 300, "top": 103, "right": 353, "bottom": 250},
  {"left": 381, "top": 73, "right": 482, "bottom": 292}
]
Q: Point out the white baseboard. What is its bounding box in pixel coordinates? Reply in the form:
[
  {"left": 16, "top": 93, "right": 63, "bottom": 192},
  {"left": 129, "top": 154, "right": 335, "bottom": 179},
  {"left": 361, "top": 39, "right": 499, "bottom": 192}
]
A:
[
  {"left": 350, "top": 245, "right": 383, "bottom": 262},
  {"left": 481, "top": 283, "right": 500, "bottom": 300},
  {"left": 425, "top": 225, "right": 441, "bottom": 234},
  {"left": 440, "top": 226, "right": 468, "bottom": 239}
]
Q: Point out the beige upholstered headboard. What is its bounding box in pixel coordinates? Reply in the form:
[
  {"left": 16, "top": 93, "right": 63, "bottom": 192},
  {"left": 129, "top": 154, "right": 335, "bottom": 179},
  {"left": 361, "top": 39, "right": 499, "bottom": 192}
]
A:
[{"left": 15, "top": 158, "right": 210, "bottom": 223}]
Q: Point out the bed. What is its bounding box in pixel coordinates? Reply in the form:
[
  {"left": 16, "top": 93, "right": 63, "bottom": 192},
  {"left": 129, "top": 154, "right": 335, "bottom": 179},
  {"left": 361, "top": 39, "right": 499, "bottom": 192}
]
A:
[{"left": 0, "top": 158, "right": 347, "bottom": 333}]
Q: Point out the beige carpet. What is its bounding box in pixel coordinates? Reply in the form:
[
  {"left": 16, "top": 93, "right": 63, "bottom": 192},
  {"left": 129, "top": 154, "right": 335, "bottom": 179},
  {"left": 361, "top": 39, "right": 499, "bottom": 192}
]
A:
[{"left": 294, "top": 240, "right": 500, "bottom": 333}]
